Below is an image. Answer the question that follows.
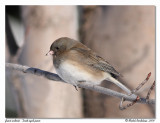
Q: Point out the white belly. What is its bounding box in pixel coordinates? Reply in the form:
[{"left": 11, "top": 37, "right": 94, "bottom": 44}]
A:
[{"left": 55, "top": 60, "right": 110, "bottom": 86}]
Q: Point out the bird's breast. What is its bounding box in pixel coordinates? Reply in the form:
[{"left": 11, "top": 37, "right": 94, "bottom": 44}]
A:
[{"left": 54, "top": 59, "right": 111, "bottom": 85}]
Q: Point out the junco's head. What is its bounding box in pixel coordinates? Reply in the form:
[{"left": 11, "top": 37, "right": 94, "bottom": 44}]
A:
[{"left": 46, "top": 37, "right": 77, "bottom": 56}]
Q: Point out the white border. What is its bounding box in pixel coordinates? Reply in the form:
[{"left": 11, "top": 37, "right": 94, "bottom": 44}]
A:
[
  {"left": 0, "top": 0, "right": 159, "bottom": 5},
  {"left": 0, "top": 4, "right": 5, "bottom": 123},
  {"left": 1, "top": 0, "right": 160, "bottom": 123}
]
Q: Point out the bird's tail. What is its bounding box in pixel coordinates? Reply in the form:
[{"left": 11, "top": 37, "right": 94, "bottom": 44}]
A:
[{"left": 106, "top": 77, "right": 136, "bottom": 97}]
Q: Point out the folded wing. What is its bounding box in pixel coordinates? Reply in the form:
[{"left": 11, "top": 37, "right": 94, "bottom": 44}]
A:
[{"left": 71, "top": 47, "right": 121, "bottom": 78}]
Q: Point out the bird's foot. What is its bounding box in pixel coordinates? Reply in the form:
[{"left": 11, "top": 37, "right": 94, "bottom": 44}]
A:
[{"left": 73, "top": 85, "right": 78, "bottom": 91}]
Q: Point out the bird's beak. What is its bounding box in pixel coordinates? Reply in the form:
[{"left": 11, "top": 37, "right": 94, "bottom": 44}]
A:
[{"left": 46, "top": 50, "right": 54, "bottom": 56}]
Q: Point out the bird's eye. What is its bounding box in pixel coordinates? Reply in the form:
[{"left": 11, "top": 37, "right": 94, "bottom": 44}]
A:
[{"left": 56, "top": 47, "right": 59, "bottom": 50}]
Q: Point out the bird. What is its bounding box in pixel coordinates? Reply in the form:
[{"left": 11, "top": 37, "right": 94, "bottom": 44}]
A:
[{"left": 46, "top": 37, "right": 131, "bottom": 93}]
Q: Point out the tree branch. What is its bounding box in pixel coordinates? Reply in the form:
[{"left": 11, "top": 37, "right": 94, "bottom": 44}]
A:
[{"left": 5, "top": 63, "right": 155, "bottom": 105}]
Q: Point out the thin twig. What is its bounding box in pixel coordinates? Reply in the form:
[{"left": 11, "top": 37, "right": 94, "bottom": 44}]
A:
[
  {"left": 119, "top": 96, "right": 140, "bottom": 110},
  {"left": 5, "top": 63, "right": 155, "bottom": 105},
  {"left": 146, "top": 81, "right": 155, "bottom": 100},
  {"left": 119, "top": 73, "right": 155, "bottom": 110},
  {"left": 129, "top": 72, "right": 151, "bottom": 96}
]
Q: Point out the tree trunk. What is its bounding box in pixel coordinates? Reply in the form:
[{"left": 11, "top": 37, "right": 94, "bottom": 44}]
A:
[
  {"left": 16, "top": 6, "right": 83, "bottom": 118},
  {"left": 80, "top": 6, "right": 155, "bottom": 118}
]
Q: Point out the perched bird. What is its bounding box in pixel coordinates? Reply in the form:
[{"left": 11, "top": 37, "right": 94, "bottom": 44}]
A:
[{"left": 46, "top": 37, "right": 131, "bottom": 93}]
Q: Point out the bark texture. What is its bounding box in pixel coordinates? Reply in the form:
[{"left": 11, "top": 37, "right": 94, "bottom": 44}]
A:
[
  {"left": 80, "top": 6, "right": 155, "bottom": 118},
  {"left": 16, "top": 6, "right": 83, "bottom": 118}
]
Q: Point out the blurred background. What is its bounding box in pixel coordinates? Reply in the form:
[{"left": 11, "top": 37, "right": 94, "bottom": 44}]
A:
[{"left": 5, "top": 5, "right": 155, "bottom": 118}]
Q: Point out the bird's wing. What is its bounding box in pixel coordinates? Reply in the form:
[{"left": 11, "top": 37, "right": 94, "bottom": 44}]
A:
[{"left": 71, "top": 47, "right": 121, "bottom": 77}]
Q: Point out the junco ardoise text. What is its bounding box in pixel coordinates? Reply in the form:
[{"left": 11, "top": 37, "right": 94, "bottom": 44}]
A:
[{"left": 46, "top": 37, "right": 131, "bottom": 93}]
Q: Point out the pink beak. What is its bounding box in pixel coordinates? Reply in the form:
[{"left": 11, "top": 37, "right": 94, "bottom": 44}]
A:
[{"left": 46, "top": 50, "right": 54, "bottom": 56}]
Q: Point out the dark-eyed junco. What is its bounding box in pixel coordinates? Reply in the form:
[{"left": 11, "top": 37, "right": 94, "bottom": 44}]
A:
[{"left": 46, "top": 37, "right": 131, "bottom": 93}]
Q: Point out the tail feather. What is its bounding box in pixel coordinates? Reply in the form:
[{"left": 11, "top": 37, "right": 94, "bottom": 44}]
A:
[{"left": 106, "top": 77, "right": 132, "bottom": 94}]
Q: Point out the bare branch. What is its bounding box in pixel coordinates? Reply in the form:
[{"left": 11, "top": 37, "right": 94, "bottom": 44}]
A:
[
  {"left": 5, "top": 63, "right": 155, "bottom": 105},
  {"left": 119, "top": 96, "right": 140, "bottom": 110},
  {"left": 5, "top": 63, "right": 64, "bottom": 82},
  {"left": 146, "top": 81, "right": 155, "bottom": 100},
  {"left": 119, "top": 72, "right": 155, "bottom": 110},
  {"left": 128, "top": 72, "right": 151, "bottom": 96}
]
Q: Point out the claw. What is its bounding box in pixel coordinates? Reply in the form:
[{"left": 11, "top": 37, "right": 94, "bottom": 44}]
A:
[{"left": 74, "top": 85, "right": 78, "bottom": 91}]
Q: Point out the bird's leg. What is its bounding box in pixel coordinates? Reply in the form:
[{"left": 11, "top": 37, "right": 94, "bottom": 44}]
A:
[
  {"left": 77, "top": 80, "right": 85, "bottom": 88},
  {"left": 74, "top": 80, "right": 86, "bottom": 91},
  {"left": 73, "top": 85, "right": 78, "bottom": 91}
]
